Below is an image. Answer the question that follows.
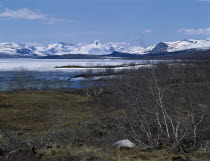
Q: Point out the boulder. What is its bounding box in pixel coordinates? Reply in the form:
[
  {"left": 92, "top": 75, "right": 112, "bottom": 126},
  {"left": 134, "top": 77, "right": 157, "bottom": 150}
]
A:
[{"left": 113, "top": 139, "right": 135, "bottom": 149}]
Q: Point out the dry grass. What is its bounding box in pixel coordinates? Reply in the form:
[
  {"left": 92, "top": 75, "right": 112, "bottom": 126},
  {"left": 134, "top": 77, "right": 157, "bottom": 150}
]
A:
[
  {"left": 0, "top": 90, "right": 210, "bottom": 161},
  {"left": 35, "top": 145, "right": 210, "bottom": 161},
  {"left": 0, "top": 90, "right": 92, "bottom": 137}
]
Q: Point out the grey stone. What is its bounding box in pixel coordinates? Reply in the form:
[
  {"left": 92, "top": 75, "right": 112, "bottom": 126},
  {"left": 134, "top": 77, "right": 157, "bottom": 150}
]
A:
[{"left": 113, "top": 139, "right": 135, "bottom": 149}]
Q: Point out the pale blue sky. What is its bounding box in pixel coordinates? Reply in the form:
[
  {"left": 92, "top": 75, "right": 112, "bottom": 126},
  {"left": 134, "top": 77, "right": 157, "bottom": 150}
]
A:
[{"left": 0, "top": 0, "right": 209, "bottom": 45}]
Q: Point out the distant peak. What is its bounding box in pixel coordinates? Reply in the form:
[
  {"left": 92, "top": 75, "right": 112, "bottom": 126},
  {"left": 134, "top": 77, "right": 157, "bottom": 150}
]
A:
[
  {"left": 58, "top": 42, "right": 74, "bottom": 46},
  {"left": 91, "top": 40, "right": 100, "bottom": 46},
  {"left": 157, "top": 41, "right": 169, "bottom": 45},
  {"left": 204, "top": 38, "right": 210, "bottom": 41}
]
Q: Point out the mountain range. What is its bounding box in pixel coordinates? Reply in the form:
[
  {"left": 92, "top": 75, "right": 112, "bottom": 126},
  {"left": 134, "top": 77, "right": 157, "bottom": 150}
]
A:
[{"left": 0, "top": 38, "right": 210, "bottom": 58}]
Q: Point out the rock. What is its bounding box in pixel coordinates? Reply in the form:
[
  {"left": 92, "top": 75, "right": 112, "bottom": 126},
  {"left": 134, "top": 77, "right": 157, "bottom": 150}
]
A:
[{"left": 113, "top": 139, "right": 135, "bottom": 149}]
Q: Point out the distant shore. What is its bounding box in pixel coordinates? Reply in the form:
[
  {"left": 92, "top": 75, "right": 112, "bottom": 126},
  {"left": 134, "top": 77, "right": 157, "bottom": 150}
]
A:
[{"left": 55, "top": 63, "right": 147, "bottom": 69}]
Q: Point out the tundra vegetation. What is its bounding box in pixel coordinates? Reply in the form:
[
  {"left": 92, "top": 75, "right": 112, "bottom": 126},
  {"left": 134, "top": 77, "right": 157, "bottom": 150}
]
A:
[{"left": 0, "top": 59, "right": 209, "bottom": 161}]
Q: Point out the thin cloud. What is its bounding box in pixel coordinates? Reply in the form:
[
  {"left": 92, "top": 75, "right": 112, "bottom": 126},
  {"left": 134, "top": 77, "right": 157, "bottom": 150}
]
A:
[
  {"left": 144, "top": 29, "right": 153, "bottom": 33},
  {"left": 44, "top": 17, "right": 61, "bottom": 24},
  {"left": 178, "top": 28, "right": 210, "bottom": 35},
  {"left": 0, "top": 8, "right": 46, "bottom": 20},
  {"left": 0, "top": 8, "right": 60, "bottom": 24}
]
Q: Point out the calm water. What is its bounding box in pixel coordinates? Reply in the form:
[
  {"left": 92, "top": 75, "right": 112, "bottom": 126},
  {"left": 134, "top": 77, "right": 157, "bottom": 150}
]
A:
[{"left": 0, "top": 58, "right": 158, "bottom": 91}]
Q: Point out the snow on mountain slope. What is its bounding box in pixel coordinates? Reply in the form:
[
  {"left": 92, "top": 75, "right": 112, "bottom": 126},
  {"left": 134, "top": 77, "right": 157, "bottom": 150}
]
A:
[
  {"left": 45, "top": 42, "right": 75, "bottom": 55},
  {"left": 71, "top": 41, "right": 132, "bottom": 55},
  {"left": 0, "top": 38, "right": 210, "bottom": 57},
  {"left": 0, "top": 41, "right": 133, "bottom": 56},
  {"left": 0, "top": 42, "right": 24, "bottom": 55},
  {"left": 128, "top": 46, "right": 146, "bottom": 54},
  {"left": 149, "top": 38, "right": 210, "bottom": 53},
  {"left": 0, "top": 42, "right": 45, "bottom": 56}
]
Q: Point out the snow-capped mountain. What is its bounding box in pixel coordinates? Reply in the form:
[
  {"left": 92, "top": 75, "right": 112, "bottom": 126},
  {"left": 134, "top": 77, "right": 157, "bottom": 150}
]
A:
[
  {"left": 0, "top": 38, "right": 210, "bottom": 57},
  {"left": 148, "top": 38, "right": 210, "bottom": 53},
  {"left": 0, "top": 41, "right": 133, "bottom": 57},
  {"left": 0, "top": 42, "right": 45, "bottom": 56}
]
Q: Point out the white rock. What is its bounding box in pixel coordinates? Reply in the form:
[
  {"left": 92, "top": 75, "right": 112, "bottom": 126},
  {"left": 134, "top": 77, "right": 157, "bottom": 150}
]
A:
[{"left": 113, "top": 139, "right": 135, "bottom": 149}]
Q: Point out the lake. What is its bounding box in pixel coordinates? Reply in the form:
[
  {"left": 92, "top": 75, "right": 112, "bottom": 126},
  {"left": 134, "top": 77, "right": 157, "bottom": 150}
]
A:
[{"left": 0, "top": 58, "right": 157, "bottom": 91}]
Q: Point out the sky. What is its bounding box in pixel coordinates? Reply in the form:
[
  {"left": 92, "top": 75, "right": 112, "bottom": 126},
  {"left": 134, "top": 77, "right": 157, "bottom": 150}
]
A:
[{"left": 0, "top": 0, "right": 209, "bottom": 45}]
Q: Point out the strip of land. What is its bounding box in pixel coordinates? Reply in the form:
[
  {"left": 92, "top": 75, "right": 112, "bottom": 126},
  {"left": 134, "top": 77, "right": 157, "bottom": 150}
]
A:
[{"left": 55, "top": 63, "right": 146, "bottom": 69}]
